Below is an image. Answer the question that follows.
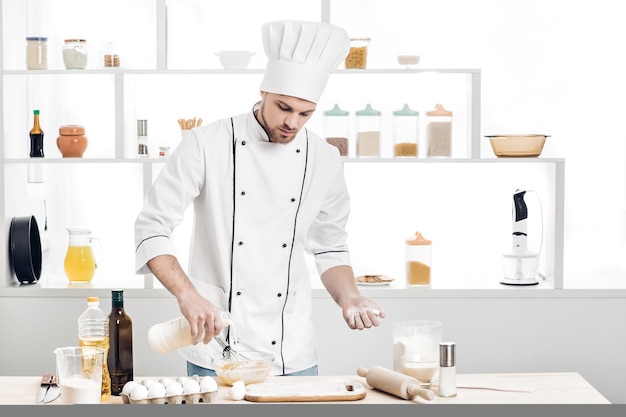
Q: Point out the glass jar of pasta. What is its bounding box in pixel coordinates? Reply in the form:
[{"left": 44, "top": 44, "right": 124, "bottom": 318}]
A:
[{"left": 345, "top": 37, "right": 370, "bottom": 69}]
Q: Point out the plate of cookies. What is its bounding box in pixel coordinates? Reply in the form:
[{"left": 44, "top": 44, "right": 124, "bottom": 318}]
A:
[{"left": 355, "top": 274, "right": 395, "bottom": 286}]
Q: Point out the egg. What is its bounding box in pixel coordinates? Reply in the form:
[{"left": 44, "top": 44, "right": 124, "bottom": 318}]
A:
[
  {"left": 121, "top": 380, "right": 138, "bottom": 396},
  {"left": 129, "top": 384, "right": 149, "bottom": 400},
  {"left": 141, "top": 379, "right": 155, "bottom": 388},
  {"left": 147, "top": 381, "right": 166, "bottom": 398},
  {"left": 199, "top": 376, "right": 218, "bottom": 393},
  {"left": 159, "top": 377, "right": 174, "bottom": 387},
  {"left": 165, "top": 380, "right": 183, "bottom": 396},
  {"left": 228, "top": 380, "right": 246, "bottom": 401},
  {"left": 182, "top": 379, "right": 201, "bottom": 394}
]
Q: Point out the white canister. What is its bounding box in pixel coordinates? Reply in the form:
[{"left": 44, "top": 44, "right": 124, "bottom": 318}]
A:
[{"left": 63, "top": 39, "right": 88, "bottom": 69}]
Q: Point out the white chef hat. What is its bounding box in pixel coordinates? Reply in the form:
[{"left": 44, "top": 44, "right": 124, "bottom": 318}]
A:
[{"left": 260, "top": 20, "right": 350, "bottom": 103}]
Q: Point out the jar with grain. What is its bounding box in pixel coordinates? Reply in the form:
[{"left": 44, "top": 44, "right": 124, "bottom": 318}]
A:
[
  {"left": 26, "top": 37, "right": 48, "bottom": 70},
  {"left": 392, "top": 103, "right": 419, "bottom": 158},
  {"left": 426, "top": 104, "right": 453, "bottom": 157},
  {"left": 345, "top": 37, "right": 370, "bottom": 69},
  {"left": 355, "top": 104, "right": 381, "bottom": 158},
  {"left": 406, "top": 231, "right": 432, "bottom": 287},
  {"left": 324, "top": 104, "right": 349, "bottom": 157},
  {"left": 63, "top": 39, "right": 88, "bottom": 69}
]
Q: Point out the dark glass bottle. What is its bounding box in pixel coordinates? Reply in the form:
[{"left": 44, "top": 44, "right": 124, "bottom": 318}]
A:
[
  {"left": 108, "top": 290, "right": 133, "bottom": 395},
  {"left": 29, "top": 109, "right": 44, "bottom": 157}
]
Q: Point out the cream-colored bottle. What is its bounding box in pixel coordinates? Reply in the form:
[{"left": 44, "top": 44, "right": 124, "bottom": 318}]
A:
[{"left": 148, "top": 312, "right": 232, "bottom": 353}]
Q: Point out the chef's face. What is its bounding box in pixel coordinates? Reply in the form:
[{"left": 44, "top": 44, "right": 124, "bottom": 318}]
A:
[{"left": 257, "top": 92, "right": 316, "bottom": 144}]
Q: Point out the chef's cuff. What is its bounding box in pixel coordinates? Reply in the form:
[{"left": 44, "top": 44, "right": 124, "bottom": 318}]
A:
[
  {"left": 135, "top": 235, "right": 176, "bottom": 274},
  {"left": 314, "top": 250, "right": 351, "bottom": 275}
]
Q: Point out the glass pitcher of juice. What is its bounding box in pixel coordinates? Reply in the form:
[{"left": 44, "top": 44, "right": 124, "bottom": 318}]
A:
[{"left": 64, "top": 228, "right": 99, "bottom": 283}]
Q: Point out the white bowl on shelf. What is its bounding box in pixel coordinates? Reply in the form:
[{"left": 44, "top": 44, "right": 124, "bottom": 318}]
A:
[{"left": 215, "top": 50, "right": 255, "bottom": 69}]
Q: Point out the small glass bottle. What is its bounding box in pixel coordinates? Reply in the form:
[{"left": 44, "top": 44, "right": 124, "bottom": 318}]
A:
[
  {"left": 356, "top": 104, "right": 381, "bottom": 157},
  {"left": 26, "top": 37, "right": 48, "bottom": 70},
  {"left": 405, "top": 231, "right": 432, "bottom": 286},
  {"left": 392, "top": 103, "right": 419, "bottom": 157},
  {"left": 438, "top": 342, "right": 457, "bottom": 397},
  {"left": 137, "top": 120, "right": 149, "bottom": 157},
  {"left": 426, "top": 104, "right": 453, "bottom": 157},
  {"left": 324, "top": 104, "right": 349, "bottom": 157},
  {"left": 29, "top": 110, "right": 44, "bottom": 157},
  {"left": 108, "top": 290, "right": 133, "bottom": 396}
]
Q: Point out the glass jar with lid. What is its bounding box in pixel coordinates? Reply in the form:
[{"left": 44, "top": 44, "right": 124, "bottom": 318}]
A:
[
  {"left": 323, "top": 104, "right": 350, "bottom": 157},
  {"left": 345, "top": 37, "right": 370, "bottom": 69},
  {"left": 26, "top": 37, "right": 48, "bottom": 70},
  {"left": 406, "top": 231, "right": 432, "bottom": 287},
  {"left": 426, "top": 104, "right": 453, "bottom": 157},
  {"left": 63, "top": 39, "right": 88, "bottom": 69},
  {"left": 392, "top": 103, "right": 419, "bottom": 157},
  {"left": 355, "top": 104, "right": 381, "bottom": 157}
]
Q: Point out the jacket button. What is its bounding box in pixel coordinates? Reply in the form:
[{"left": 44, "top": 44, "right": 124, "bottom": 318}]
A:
[
  {"left": 241, "top": 191, "right": 246, "bottom": 196},
  {"left": 236, "top": 291, "right": 242, "bottom": 296},
  {"left": 277, "top": 293, "right": 282, "bottom": 297},
  {"left": 271, "top": 340, "right": 277, "bottom": 345},
  {"left": 296, "top": 149, "right": 301, "bottom": 153},
  {"left": 282, "top": 243, "right": 287, "bottom": 248},
  {"left": 238, "top": 241, "right": 244, "bottom": 246},
  {"left": 242, "top": 141, "right": 247, "bottom": 146},
  {"left": 290, "top": 197, "right": 296, "bottom": 202}
]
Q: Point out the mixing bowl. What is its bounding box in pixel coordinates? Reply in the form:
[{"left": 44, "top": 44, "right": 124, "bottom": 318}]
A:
[
  {"left": 213, "top": 351, "right": 273, "bottom": 386},
  {"left": 215, "top": 51, "right": 255, "bottom": 69},
  {"left": 486, "top": 134, "right": 549, "bottom": 157}
]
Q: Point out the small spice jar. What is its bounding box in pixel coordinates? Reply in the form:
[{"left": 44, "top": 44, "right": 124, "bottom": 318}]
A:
[
  {"left": 26, "top": 37, "right": 48, "bottom": 70},
  {"left": 324, "top": 104, "right": 350, "bottom": 157},
  {"left": 392, "top": 104, "right": 419, "bottom": 157},
  {"left": 62, "top": 39, "right": 88, "bottom": 69},
  {"left": 426, "top": 104, "right": 453, "bottom": 157},
  {"left": 405, "top": 231, "right": 432, "bottom": 286},
  {"left": 345, "top": 37, "right": 370, "bottom": 69},
  {"left": 355, "top": 104, "right": 381, "bottom": 158},
  {"left": 57, "top": 125, "right": 88, "bottom": 157}
]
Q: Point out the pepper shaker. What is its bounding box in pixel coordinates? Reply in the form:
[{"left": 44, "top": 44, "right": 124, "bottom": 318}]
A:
[{"left": 437, "top": 342, "right": 457, "bottom": 397}]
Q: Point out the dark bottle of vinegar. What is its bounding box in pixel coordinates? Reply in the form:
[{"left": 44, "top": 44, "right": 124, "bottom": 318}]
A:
[
  {"left": 108, "top": 290, "right": 133, "bottom": 395},
  {"left": 29, "top": 109, "right": 44, "bottom": 157}
]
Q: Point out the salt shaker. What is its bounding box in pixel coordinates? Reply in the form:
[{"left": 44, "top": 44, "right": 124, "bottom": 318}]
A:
[
  {"left": 137, "top": 120, "right": 149, "bottom": 157},
  {"left": 426, "top": 104, "right": 453, "bottom": 157},
  {"left": 438, "top": 342, "right": 457, "bottom": 397}
]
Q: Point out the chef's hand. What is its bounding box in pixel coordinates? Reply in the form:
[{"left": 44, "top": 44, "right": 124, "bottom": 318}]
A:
[
  {"left": 147, "top": 254, "right": 227, "bottom": 345},
  {"left": 343, "top": 296, "right": 385, "bottom": 330}
]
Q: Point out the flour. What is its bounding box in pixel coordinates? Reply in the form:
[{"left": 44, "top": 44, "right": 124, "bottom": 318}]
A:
[{"left": 60, "top": 377, "right": 101, "bottom": 404}]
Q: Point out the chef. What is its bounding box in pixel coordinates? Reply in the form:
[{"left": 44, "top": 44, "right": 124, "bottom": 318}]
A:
[{"left": 135, "top": 20, "right": 385, "bottom": 377}]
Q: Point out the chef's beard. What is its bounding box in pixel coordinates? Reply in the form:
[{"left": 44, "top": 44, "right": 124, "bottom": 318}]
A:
[{"left": 257, "top": 101, "right": 298, "bottom": 144}]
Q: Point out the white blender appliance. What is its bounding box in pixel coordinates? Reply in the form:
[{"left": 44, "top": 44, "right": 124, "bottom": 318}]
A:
[{"left": 501, "top": 189, "right": 542, "bottom": 285}]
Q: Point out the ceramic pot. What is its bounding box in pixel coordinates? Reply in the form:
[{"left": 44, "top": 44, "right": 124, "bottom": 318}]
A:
[{"left": 57, "top": 125, "right": 87, "bottom": 157}]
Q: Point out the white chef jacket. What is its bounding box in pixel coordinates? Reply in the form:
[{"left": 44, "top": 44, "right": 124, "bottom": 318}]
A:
[{"left": 135, "top": 103, "right": 352, "bottom": 374}]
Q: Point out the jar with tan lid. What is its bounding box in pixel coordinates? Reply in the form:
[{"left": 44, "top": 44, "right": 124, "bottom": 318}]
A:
[
  {"left": 392, "top": 103, "right": 419, "bottom": 157},
  {"left": 26, "top": 37, "right": 48, "bottom": 70},
  {"left": 57, "top": 125, "right": 88, "bottom": 157},
  {"left": 406, "top": 231, "right": 432, "bottom": 286},
  {"left": 426, "top": 104, "right": 453, "bottom": 157}
]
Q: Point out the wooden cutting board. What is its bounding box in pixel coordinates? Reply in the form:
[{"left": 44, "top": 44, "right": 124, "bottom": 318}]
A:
[{"left": 244, "top": 379, "right": 367, "bottom": 402}]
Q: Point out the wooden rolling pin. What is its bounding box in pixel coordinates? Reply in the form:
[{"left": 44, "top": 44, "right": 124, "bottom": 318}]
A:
[{"left": 357, "top": 366, "right": 435, "bottom": 401}]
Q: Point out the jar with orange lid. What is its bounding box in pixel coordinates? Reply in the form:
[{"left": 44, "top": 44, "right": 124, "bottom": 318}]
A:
[
  {"left": 406, "top": 231, "right": 432, "bottom": 286},
  {"left": 57, "top": 125, "right": 88, "bottom": 157},
  {"left": 426, "top": 104, "right": 453, "bottom": 157}
]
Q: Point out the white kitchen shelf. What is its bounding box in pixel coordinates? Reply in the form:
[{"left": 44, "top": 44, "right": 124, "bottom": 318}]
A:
[{"left": 1, "top": 0, "right": 567, "bottom": 293}]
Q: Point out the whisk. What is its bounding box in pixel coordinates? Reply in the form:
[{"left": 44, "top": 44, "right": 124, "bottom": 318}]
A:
[{"left": 214, "top": 335, "right": 248, "bottom": 361}]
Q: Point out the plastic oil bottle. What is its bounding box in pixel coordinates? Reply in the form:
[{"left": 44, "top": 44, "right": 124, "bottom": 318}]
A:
[{"left": 78, "top": 296, "right": 111, "bottom": 400}]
